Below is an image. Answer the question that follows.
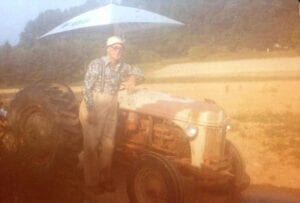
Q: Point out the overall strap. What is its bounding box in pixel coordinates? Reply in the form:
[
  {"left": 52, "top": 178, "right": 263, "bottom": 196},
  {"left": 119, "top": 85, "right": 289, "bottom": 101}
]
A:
[
  {"left": 117, "top": 62, "right": 124, "bottom": 88},
  {"left": 99, "top": 58, "right": 105, "bottom": 93}
]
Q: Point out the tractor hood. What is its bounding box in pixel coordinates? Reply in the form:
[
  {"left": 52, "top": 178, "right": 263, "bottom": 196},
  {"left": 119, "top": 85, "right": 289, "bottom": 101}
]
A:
[{"left": 118, "top": 88, "right": 226, "bottom": 127}]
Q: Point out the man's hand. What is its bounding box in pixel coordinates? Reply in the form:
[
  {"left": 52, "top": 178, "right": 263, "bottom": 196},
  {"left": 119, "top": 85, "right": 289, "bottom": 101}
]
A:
[
  {"left": 121, "top": 76, "right": 136, "bottom": 93},
  {"left": 87, "top": 110, "right": 98, "bottom": 125}
]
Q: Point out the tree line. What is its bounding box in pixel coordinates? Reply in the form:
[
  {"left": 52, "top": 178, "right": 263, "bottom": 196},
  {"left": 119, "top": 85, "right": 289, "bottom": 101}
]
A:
[{"left": 0, "top": 0, "right": 299, "bottom": 87}]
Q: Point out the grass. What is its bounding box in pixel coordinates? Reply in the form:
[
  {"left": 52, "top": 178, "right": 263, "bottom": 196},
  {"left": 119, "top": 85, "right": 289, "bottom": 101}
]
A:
[
  {"left": 136, "top": 57, "right": 192, "bottom": 74},
  {"left": 196, "top": 50, "right": 300, "bottom": 62},
  {"left": 138, "top": 50, "right": 300, "bottom": 71}
]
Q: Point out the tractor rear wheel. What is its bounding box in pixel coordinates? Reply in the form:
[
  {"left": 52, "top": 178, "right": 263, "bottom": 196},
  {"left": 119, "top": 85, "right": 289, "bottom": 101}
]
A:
[{"left": 8, "top": 82, "right": 83, "bottom": 201}]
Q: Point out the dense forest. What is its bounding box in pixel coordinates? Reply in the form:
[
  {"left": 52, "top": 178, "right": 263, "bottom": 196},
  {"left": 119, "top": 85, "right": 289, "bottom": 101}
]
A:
[{"left": 0, "top": 0, "right": 299, "bottom": 86}]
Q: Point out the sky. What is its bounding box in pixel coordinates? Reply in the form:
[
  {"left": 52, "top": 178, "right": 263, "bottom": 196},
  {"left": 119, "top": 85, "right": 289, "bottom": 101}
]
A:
[{"left": 0, "top": 0, "right": 86, "bottom": 45}]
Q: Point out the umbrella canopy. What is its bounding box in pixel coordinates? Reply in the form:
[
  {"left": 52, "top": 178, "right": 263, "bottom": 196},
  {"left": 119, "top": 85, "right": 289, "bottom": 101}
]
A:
[{"left": 40, "top": 3, "right": 183, "bottom": 38}]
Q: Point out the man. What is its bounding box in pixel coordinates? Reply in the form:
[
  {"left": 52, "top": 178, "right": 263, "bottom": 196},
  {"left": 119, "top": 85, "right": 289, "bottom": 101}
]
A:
[{"left": 79, "top": 36, "right": 143, "bottom": 194}]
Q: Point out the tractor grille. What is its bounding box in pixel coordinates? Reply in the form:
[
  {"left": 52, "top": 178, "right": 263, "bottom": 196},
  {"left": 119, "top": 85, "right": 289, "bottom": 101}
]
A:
[{"left": 203, "top": 126, "right": 226, "bottom": 163}]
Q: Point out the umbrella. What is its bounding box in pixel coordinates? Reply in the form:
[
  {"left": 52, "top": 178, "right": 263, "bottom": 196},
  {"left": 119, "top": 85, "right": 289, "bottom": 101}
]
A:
[{"left": 40, "top": 3, "right": 184, "bottom": 38}]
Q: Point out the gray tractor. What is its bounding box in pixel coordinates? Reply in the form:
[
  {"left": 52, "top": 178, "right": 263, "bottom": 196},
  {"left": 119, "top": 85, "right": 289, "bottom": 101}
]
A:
[{"left": 4, "top": 82, "right": 249, "bottom": 202}]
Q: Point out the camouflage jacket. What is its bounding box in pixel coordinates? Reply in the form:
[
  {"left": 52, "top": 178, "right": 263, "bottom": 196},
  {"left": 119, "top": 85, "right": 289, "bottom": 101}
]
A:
[{"left": 83, "top": 56, "right": 144, "bottom": 110}]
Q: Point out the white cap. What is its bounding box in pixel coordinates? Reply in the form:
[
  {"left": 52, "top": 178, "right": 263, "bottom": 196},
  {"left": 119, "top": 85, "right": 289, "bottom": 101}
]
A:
[{"left": 106, "top": 36, "right": 125, "bottom": 47}]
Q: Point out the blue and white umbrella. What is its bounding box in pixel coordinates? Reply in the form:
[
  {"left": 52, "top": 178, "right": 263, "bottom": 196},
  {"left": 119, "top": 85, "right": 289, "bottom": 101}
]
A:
[{"left": 40, "top": 3, "right": 183, "bottom": 38}]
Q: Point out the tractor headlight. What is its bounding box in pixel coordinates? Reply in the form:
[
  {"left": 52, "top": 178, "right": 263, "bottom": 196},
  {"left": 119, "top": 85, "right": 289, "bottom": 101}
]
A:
[
  {"left": 185, "top": 125, "right": 198, "bottom": 139},
  {"left": 226, "top": 124, "right": 231, "bottom": 132}
]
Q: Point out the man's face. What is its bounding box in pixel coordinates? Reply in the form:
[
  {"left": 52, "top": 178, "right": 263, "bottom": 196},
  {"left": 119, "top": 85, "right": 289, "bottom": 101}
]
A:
[{"left": 107, "top": 43, "right": 125, "bottom": 62}]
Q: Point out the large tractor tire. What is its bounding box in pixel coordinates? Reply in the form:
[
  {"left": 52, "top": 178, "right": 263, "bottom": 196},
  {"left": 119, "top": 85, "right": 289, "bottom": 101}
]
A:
[
  {"left": 127, "top": 152, "right": 184, "bottom": 203},
  {"left": 8, "top": 82, "right": 83, "bottom": 201}
]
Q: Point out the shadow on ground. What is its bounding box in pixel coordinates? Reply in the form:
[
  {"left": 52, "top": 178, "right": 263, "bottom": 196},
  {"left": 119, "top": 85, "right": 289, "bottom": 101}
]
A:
[{"left": 1, "top": 153, "right": 299, "bottom": 203}]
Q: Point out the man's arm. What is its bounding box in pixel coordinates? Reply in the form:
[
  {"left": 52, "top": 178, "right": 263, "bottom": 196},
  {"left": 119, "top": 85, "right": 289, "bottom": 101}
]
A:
[
  {"left": 127, "top": 66, "right": 144, "bottom": 84},
  {"left": 120, "top": 65, "right": 144, "bottom": 93},
  {"left": 120, "top": 64, "right": 144, "bottom": 90}
]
